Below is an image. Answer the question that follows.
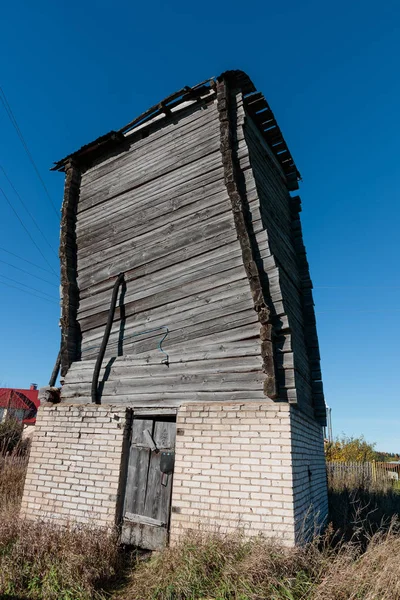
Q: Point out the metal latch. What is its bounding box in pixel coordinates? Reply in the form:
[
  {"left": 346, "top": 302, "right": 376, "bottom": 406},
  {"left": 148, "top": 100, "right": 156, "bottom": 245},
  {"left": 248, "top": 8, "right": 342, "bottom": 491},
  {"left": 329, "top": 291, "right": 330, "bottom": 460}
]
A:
[{"left": 160, "top": 451, "right": 175, "bottom": 486}]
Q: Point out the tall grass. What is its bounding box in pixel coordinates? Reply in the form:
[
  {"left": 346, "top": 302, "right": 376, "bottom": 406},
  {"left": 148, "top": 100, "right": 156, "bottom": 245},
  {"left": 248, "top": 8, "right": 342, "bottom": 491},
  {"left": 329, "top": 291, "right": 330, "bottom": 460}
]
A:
[
  {"left": 328, "top": 462, "right": 400, "bottom": 541},
  {"left": 0, "top": 515, "right": 121, "bottom": 600},
  {"left": 0, "top": 424, "right": 399, "bottom": 600},
  {"left": 0, "top": 420, "right": 122, "bottom": 600},
  {"left": 117, "top": 525, "right": 400, "bottom": 600},
  {"left": 0, "top": 453, "right": 28, "bottom": 511}
]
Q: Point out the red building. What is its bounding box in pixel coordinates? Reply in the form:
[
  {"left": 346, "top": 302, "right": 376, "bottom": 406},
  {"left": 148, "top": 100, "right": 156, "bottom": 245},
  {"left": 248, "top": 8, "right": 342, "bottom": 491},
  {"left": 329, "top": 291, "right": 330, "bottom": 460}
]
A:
[{"left": 0, "top": 385, "right": 40, "bottom": 425}]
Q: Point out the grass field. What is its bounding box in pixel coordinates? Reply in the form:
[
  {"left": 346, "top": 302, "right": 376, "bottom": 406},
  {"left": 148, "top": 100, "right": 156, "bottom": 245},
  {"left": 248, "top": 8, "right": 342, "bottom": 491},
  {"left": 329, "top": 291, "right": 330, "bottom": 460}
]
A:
[{"left": 1, "top": 447, "right": 400, "bottom": 599}]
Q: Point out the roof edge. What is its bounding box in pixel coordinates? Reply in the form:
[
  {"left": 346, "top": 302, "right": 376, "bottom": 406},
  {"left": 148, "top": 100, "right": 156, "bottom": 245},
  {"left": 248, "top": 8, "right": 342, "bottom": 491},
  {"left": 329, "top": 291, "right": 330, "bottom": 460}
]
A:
[{"left": 52, "top": 70, "right": 300, "bottom": 188}]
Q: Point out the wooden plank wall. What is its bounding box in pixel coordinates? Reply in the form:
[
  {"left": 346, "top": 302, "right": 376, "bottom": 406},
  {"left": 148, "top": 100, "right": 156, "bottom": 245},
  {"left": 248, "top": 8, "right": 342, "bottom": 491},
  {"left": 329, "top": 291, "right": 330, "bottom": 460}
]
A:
[
  {"left": 60, "top": 84, "right": 323, "bottom": 420},
  {"left": 236, "top": 91, "right": 314, "bottom": 416},
  {"left": 61, "top": 95, "right": 268, "bottom": 405}
]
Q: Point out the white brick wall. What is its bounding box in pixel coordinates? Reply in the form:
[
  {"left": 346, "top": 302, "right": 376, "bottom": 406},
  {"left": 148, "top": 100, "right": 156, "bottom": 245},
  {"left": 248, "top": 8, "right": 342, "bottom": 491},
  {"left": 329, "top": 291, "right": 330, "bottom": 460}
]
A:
[
  {"left": 170, "top": 402, "right": 297, "bottom": 544},
  {"left": 290, "top": 406, "right": 328, "bottom": 541},
  {"left": 170, "top": 401, "right": 328, "bottom": 545},
  {"left": 21, "top": 401, "right": 328, "bottom": 545},
  {"left": 20, "top": 404, "right": 129, "bottom": 526}
]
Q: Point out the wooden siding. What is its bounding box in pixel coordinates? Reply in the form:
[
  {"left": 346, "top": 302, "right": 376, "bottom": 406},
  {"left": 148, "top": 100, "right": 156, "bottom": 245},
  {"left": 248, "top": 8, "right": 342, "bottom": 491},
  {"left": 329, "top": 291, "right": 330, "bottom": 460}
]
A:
[
  {"left": 61, "top": 95, "right": 267, "bottom": 405},
  {"left": 237, "top": 91, "right": 320, "bottom": 417},
  {"left": 59, "top": 72, "right": 325, "bottom": 424}
]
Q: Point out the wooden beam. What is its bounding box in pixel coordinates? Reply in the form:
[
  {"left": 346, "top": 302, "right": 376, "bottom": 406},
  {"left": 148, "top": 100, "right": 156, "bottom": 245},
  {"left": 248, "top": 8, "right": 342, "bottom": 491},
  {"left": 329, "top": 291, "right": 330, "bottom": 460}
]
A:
[
  {"left": 59, "top": 160, "right": 81, "bottom": 377},
  {"left": 216, "top": 77, "right": 278, "bottom": 399}
]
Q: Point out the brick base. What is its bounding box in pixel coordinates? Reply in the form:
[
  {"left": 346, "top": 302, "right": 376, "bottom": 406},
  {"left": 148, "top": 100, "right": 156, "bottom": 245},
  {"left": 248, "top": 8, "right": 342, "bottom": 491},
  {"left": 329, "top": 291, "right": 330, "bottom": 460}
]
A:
[{"left": 21, "top": 401, "right": 328, "bottom": 545}]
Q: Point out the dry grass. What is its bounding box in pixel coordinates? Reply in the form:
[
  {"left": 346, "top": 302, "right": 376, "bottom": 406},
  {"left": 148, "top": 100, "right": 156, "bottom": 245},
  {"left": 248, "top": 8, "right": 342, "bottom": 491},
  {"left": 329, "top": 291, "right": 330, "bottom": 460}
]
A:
[
  {"left": 0, "top": 433, "right": 399, "bottom": 599},
  {"left": 0, "top": 510, "right": 121, "bottom": 600},
  {"left": 328, "top": 465, "right": 400, "bottom": 542},
  {"left": 117, "top": 525, "right": 400, "bottom": 600},
  {"left": 117, "top": 530, "right": 323, "bottom": 600},
  {"left": 0, "top": 452, "right": 29, "bottom": 511},
  {"left": 0, "top": 425, "right": 122, "bottom": 600},
  {"left": 313, "top": 523, "right": 400, "bottom": 600}
]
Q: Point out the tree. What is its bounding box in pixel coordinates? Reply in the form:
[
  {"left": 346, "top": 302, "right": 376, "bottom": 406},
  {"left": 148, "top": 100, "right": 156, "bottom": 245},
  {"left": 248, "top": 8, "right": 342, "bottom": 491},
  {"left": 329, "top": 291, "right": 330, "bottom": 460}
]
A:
[{"left": 325, "top": 435, "right": 377, "bottom": 462}]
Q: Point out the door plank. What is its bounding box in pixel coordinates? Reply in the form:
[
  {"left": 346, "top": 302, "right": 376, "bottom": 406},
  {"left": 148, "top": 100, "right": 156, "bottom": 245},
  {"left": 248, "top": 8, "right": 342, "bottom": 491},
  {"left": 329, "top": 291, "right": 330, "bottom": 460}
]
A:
[
  {"left": 143, "top": 421, "right": 176, "bottom": 524},
  {"left": 123, "top": 419, "right": 153, "bottom": 515},
  {"left": 125, "top": 511, "right": 166, "bottom": 527}
]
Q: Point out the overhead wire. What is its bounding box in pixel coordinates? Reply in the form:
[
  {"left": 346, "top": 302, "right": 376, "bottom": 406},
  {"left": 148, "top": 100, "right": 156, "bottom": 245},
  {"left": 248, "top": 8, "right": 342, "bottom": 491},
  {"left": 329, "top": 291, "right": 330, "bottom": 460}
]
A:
[
  {"left": 0, "top": 275, "right": 59, "bottom": 304},
  {"left": 0, "top": 280, "right": 58, "bottom": 305},
  {"left": 0, "top": 164, "right": 58, "bottom": 257},
  {"left": 0, "top": 246, "right": 56, "bottom": 276},
  {"left": 0, "top": 258, "right": 58, "bottom": 286},
  {"left": 0, "top": 187, "right": 58, "bottom": 277},
  {"left": 0, "top": 86, "right": 59, "bottom": 219}
]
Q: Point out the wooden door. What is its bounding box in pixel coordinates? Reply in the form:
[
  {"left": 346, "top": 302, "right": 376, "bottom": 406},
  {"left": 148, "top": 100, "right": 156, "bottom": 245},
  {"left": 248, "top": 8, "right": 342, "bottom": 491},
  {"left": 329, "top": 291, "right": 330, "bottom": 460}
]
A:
[{"left": 121, "top": 418, "right": 176, "bottom": 550}]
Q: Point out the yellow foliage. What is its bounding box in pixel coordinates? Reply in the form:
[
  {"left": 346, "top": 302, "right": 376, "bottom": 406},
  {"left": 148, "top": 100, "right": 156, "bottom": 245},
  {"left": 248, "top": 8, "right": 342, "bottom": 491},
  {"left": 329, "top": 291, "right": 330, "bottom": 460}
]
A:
[{"left": 325, "top": 435, "right": 377, "bottom": 462}]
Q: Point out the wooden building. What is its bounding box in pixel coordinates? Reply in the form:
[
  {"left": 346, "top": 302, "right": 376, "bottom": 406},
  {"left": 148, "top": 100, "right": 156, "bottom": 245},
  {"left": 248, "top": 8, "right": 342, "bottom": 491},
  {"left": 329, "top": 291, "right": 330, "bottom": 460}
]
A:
[{"left": 21, "top": 71, "right": 328, "bottom": 547}]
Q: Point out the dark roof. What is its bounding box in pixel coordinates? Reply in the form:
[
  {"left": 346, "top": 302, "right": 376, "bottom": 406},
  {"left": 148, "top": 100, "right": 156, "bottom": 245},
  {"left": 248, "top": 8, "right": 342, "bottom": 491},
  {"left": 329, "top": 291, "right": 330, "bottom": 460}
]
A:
[{"left": 52, "top": 70, "right": 300, "bottom": 190}]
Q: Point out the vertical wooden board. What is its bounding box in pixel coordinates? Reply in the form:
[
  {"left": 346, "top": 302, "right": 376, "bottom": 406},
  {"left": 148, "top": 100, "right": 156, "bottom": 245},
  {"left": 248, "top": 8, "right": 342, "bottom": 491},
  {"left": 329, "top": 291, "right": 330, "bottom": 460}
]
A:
[
  {"left": 124, "top": 419, "right": 153, "bottom": 515},
  {"left": 143, "top": 421, "right": 176, "bottom": 524}
]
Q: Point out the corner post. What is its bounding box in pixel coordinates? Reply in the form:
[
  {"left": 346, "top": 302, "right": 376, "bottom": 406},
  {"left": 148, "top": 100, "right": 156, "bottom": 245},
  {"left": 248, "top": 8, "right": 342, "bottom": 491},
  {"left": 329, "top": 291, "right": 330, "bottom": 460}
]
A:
[{"left": 59, "top": 159, "right": 81, "bottom": 377}]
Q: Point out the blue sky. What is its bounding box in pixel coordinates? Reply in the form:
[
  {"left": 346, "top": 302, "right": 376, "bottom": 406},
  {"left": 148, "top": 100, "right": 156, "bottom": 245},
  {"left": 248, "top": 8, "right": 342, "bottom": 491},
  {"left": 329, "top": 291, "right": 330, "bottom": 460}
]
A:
[{"left": 0, "top": 0, "right": 399, "bottom": 451}]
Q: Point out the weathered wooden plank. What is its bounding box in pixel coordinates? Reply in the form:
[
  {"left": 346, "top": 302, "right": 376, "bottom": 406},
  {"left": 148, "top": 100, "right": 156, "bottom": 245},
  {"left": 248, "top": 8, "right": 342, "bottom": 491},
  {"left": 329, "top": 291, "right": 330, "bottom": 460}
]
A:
[
  {"left": 120, "top": 520, "right": 167, "bottom": 550},
  {"left": 76, "top": 204, "right": 266, "bottom": 293},
  {"left": 79, "top": 262, "right": 251, "bottom": 327},
  {"left": 83, "top": 310, "right": 260, "bottom": 361},
  {"left": 81, "top": 100, "right": 218, "bottom": 191},
  {"left": 79, "top": 127, "right": 222, "bottom": 211},
  {"left": 77, "top": 198, "right": 237, "bottom": 273},
  {"left": 80, "top": 297, "right": 255, "bottom": 360},
  {"left": 65, "top": 356, "right": 264, "bottom": 383},
  {"left": 77, "top": 185, "right": 229, "bottom": 255},
  {"left": 79, "top": 281, "right": 253, "bottom": 346},
  {"left": 79, "top": 116, "right": 221, "bottom": 203},
  {"left": 144, "top": 421, "right": 176, "bottom": 523},
  {"left": 124, "top": 512, "right": 165, "bottom": 527},
  {"left": 77, "top": 212, "right": 236, "bottom": 283},
  {"left": 62, "top": 371, "right": 266, "bottom": 398},
  {"left": 77, "top": 154, "right": 225, "bottom": 230},
  {"left": 78, "top": 266, "right": 251, "bottom": 333},
  {"left": 79, "top": 238, "right": 249, "bottom": 301},
  {"left": 123, "top": 419, "right": 152, "bottom": 516},
  {"left": 61, "top": 391, "right": 268, "bottom": 404}
]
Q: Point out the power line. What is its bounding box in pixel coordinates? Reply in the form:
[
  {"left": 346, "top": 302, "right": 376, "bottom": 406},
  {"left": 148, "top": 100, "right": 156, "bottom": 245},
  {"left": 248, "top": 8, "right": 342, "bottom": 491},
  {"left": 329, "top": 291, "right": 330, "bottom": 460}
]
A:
[
  {"left": 0, "top": 164, "right": 58, "bottom": 257},
  {"left": 0, "top": 86, "right": 59, "bottom": 219},
  {"left": 0, "top": 278, "right": 59, "bottom": 306},
  {"left": 0, "top": 187, "right": 58, "bottom": 277},
  {"left": 0, "top": 273, "right": 58, "bottom": 300},
  {"left": 0, "top": 258, "right": 58, "bottom": 286},
  {"left": 316, "top": 309, "right": 400, "bottom": 314},
  {"left": 315, "top": 285, "right": 400, "bottom": 290},
  {"left": 0, "top": 246, "right": 56, "bottom": 276}
]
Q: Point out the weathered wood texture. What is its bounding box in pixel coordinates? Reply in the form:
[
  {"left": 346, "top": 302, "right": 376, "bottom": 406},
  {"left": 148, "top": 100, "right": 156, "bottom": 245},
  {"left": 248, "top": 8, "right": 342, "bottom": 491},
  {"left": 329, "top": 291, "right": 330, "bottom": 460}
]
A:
[
  {"left": 62, "top": 95, "right": 268, "bottom": 405},
  {"left": 121, "top": 418, "right": 176, "bottom": 550},
  {"left": 59, "top": 160, "right": 81, "bottom": 377},
  {"left": 59, "top": 73, "right": 325, "bottom": 424},
  {"left": 239, "top": 91, "right": 325, "bottom": 422}
]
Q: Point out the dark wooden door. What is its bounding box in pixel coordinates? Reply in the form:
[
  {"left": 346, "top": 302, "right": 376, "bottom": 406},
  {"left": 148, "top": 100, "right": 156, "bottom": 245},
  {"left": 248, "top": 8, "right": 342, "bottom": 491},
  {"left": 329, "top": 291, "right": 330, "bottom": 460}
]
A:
[{"left": 121, "top": 418, "right": 176, "bottom": 550}]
